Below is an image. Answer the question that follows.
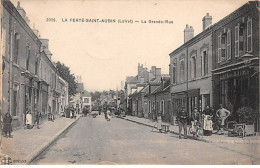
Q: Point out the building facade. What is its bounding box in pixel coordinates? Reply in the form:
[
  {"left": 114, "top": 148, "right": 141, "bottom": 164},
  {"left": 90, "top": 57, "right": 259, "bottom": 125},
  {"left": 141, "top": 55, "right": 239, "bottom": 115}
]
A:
[
  {"left": 169, "top": 18, "right": 213, "bottom": 123},
  {"left": 211, "top": 1, "right": 259, "bottom": 131},
  {"left": 1, "top": 1, "right": 69, "bottom": 127}
]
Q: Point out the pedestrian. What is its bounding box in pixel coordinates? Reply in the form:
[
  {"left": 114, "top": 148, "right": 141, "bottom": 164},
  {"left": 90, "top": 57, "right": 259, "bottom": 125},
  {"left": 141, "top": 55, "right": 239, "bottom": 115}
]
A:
[
  {"left": 103, "top": 102, "right": 108, "bottom": 120},
  {"left": 202, "top": 105, "right": 213, "bottom": 116},
  {"left": 26, "top": 110, "right": 33, "bottom": 129},
  {"left": 177, "top": 107, "right": 188, "bottom": 139},
  {"left": 157, "top": 112, "right": 162, "bottom": 133},
  {"left": 216, "top": 104, "right": 230, "bottom": 134},
  {"left": 70, "top": 106, "right": 75, "bottom": 119},
  {"left": 3, "top": 113, "right": 12, "bottom": 138},
  {"left": 48, "top": 112, "right": 54, "bottom": 121},
  {"left": 191, "top": 108, "right": 200, "bottom": 139},
  {"left": 34, "top": 111, "right": 42, "bottom": 129}
]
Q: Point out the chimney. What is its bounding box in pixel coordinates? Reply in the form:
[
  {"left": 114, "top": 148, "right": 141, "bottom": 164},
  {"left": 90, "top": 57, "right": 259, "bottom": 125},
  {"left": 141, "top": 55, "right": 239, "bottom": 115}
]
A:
[
  {"left": 17, "top": 1, "right": 30, "bottom": 25},
  {"left": 184, "top": 24, "right": 194, "bottom": 43},
  {"left": 32, "top": 23, "right": 40, "bottom": 38},
  {"left": 202, "top": 13, "right": 212, "bottom": 31}
]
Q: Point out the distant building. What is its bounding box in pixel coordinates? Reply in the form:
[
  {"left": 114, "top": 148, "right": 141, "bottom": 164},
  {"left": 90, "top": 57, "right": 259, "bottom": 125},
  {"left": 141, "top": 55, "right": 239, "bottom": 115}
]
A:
[
  {"left": 124, "top": 64, "right": 162, "bottom": 114},
  {"left": 82, "top": 90, "right": 92, "bottom": 111}
]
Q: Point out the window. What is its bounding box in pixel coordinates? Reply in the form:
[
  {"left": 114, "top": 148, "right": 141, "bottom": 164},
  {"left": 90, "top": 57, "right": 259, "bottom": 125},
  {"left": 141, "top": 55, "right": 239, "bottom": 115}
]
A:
[
  {"left": 247, "top": 18, "right": 252, "bottom": 52},
  {"left": 84, "top": 98, "right": 89, "bottom": 103},
  {"left": 235, "top": 24, "right": 245, "bottom": 57},
  {"left": 201, "top": 50, "right": 208, "bottom": 76},
  {"left": 35, "top": 55, "right": 38, "bottom": 75},
  {"left": 12, "top": 90, "right": 18, "bottom": 116},
  {"left": 221, "top": 35, "right": 226, "bottom": 61},
  {"left": 218, "top": 32, "right": 230, "bottom": 62},
  {"left": 235, "top": 26, "right": 239, "bottom": 57},
  {"left": 152, "top": 101, "right": 155, "bottom": 111},
  {"left": 172, "top": 59, "right": 177, "bottom": 84},
  {"left": 172, "top": 67, "right": 176, "bottom": 83},
  {"left": 180, "top": 59, "right": 185, "bottom": 82},
  {"left": 227, "top": 29, "right": 231, "bottom": 60},
  {"left": 26, "top": 46, "right": 30, "bottom": 70},
  {"left": 218, "top": 35, "right": 221, "bottom": 63},
  {"left": 190, "top": 54, "right": 196, "bottom": 79},
  {"left": 160, "top": 100, "right": 165, "bottom": 115},
  {"left": 13, "top": 33, "right": 19, "bottom": 64}
]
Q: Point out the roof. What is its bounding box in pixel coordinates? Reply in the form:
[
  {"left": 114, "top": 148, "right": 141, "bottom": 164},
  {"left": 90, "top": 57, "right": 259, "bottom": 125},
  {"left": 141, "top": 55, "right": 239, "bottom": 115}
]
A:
[
  {"left": 82, "top": 90, "right": 91, "bottom": 97},
  {"left": 43, "top": 48, "right": 52, "bottom": 56},
  {"left": 149, "top": 78, "right": 161, "bottom": 85},
  {"left": 151, "top": 85, "right": 162, "bottom": 94}
]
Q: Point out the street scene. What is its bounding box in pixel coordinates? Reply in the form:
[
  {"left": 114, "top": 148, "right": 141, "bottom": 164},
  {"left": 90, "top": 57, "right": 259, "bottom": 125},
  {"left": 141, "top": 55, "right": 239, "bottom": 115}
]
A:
[
  {"left": 32, "top": 114, "right": 260, "bottom": 165},
  {"left": 0, "top": 0, "right": 259, "bottom": 165}
]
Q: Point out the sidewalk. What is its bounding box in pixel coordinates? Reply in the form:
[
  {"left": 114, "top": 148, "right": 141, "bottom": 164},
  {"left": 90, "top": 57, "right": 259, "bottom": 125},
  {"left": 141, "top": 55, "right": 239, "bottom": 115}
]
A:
[
  {"left": 119, "top": 115, "right": 260, "bottom": 144},
  {"left": 0, "top": 114, "right": 81, "bottom": 165}
]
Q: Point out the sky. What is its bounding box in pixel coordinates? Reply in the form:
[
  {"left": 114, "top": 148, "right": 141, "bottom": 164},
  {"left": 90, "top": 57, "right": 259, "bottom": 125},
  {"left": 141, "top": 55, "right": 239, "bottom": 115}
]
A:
[{"left": 11, "top": 0, "right": 249, "bottom": 92}]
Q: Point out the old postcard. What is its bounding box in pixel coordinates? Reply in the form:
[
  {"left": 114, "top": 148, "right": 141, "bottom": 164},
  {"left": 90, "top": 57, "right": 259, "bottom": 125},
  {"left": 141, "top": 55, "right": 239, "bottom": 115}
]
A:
[{"left": 0, "top": 0, "right": 259, "bottom": 165}]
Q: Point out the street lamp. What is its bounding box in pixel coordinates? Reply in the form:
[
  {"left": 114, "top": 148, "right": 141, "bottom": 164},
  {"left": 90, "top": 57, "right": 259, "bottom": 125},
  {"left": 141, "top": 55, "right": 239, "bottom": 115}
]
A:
[{"left": 241, "top": 52, "right": 259, "bottom": 65}]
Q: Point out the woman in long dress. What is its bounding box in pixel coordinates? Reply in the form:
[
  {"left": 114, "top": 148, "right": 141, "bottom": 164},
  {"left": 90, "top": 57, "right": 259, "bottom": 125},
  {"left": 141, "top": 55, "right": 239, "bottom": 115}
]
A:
[
  {"left": 157, "top": 112, "right": 162, "bottom": 133},
  {"left": 3, "top": 113, "right": 12, "bottom": 137},
  {"left": 26, "top": 111, "right": 32, "bottom": 129}
]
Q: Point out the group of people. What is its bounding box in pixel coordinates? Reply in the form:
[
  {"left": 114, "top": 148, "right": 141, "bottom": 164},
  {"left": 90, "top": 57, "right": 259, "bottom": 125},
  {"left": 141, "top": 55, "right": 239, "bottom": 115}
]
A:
[
  {"left": 63, "top": 106, "right": 77, "bottom": 119},
  {"left": 26, "top": 110, "right": 42, "bottom": 129},
  {"left": 156, "top": 104, "right": 231, "bottom": 139},
  {"left": 1, "top": 110, "right": 43, "bottom": 138}
]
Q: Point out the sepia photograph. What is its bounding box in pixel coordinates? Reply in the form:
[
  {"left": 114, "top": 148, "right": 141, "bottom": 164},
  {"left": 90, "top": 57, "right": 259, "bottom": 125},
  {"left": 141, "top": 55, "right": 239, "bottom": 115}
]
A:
[{"left": 0, "top": 0, "right": 259, "bottom": 165}]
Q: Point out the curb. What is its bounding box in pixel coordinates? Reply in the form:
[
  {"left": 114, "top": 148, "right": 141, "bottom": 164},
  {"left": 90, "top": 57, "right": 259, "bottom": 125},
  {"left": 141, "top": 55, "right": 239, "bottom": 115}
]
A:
[
  {"left": 26, "top": 116, "right": 82, "bottom": 165},
  {"left": 118, "top": 116, "right": 195, "bottom": 140},
  {"left": 118, "top": 116, "right": 259, "bottom": 144}
]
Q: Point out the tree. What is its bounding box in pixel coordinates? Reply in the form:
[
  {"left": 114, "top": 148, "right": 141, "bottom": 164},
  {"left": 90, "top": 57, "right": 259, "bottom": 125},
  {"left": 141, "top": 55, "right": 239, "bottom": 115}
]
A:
[
  {"left": 56, "top": 61, "right": 77, "bottom": 97},
  {"left": 90, "top": 91, "right": 101, "bottom": 101}
]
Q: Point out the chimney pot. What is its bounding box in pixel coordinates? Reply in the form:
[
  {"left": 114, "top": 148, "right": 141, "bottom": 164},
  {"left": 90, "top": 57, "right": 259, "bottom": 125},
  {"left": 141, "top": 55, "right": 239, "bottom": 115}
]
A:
[
  {"left": 184, "top": 24, "right": 194, "bottom": 43},
  {"left": 203, "top": 13, "right": 212, "bottom": 31}
]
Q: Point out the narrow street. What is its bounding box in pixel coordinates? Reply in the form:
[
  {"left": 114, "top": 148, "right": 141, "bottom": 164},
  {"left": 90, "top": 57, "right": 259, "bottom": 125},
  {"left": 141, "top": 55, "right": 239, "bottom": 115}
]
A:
[{"left": 32, "top": 113, "right": 260, "bottom": 165}]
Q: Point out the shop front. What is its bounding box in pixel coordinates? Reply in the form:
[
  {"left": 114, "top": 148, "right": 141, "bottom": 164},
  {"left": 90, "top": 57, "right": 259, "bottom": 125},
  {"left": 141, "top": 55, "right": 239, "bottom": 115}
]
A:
[{"left": 212, "top": 62, "right": 259, "bottom": 132}]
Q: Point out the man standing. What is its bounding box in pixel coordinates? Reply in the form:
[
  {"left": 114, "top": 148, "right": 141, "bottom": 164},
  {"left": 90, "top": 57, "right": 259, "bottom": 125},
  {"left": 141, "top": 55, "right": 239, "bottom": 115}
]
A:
[
  {"left": 216, "top": 104, "right": 230, "bottom": 134},
  {"left": 34, "top": 111, "right": 42, "bottom": 129},
  {"left": 177, "top": 107, "right": 188, "bottom": 139},
  {"left": 103, "top": 102, "right": 108, "bottom": 120}
]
